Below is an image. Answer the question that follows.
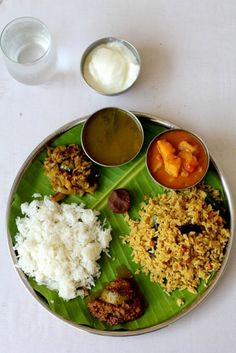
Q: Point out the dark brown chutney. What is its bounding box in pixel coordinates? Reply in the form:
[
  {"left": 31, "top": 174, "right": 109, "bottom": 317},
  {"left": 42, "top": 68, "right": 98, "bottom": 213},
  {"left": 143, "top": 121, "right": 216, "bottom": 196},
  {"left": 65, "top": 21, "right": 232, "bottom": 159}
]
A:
[{"left": 108, "top": 188, "right": 131, "bottom": 213}]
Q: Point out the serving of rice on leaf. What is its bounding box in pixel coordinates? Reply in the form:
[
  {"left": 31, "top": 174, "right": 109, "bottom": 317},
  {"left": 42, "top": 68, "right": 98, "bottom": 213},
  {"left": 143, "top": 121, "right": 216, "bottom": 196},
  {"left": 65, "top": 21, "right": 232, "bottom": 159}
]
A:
[
  {"left": 123, "top": 186, "right": 230, "bottom": 294},
  {"left": 14, "top": 196, "right": 112, "bottom": 300}
]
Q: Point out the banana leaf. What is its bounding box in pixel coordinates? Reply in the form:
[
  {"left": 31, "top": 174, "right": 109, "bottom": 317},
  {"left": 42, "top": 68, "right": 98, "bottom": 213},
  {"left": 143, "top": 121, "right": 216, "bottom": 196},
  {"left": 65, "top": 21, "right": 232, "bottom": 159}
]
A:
[{"left": 7, "top": 117, "right": 229, "bottom": 332}]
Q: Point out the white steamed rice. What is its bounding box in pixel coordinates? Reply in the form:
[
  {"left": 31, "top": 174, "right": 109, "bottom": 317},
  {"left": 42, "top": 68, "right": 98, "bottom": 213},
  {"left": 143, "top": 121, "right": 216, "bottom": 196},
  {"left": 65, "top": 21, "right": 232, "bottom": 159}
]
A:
[{"left": 14, "top": 196, "right": 112, "bottom": 300}]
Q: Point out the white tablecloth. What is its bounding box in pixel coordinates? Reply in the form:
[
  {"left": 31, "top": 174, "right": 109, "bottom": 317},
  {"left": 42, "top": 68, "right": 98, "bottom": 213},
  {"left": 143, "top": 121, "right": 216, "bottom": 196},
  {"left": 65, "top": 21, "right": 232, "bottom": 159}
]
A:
[{"left": 1, "top": 1, "right": 236, "bottom": 352}]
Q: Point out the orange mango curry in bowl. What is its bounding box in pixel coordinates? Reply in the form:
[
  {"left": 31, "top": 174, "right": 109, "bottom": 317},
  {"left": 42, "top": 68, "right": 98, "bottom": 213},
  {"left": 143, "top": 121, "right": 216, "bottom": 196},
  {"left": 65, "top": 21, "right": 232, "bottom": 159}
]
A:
[{"left": 146, "top": 129, "right": 209, "bottom": 190}]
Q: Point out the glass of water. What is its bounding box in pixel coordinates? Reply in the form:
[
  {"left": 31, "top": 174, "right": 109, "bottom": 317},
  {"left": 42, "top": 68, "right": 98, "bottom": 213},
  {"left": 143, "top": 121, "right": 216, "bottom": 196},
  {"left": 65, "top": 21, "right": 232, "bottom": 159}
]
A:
[{"left": 0, "top": 17, "right": 56, "bottom": 85}]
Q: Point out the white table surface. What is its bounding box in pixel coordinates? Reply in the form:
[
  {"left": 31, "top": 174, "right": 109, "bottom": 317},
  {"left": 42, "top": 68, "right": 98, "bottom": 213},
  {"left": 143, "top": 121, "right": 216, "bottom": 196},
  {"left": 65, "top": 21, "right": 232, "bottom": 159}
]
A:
[{"left": 1, "top": 1, "right": 236, "bottom": 352}]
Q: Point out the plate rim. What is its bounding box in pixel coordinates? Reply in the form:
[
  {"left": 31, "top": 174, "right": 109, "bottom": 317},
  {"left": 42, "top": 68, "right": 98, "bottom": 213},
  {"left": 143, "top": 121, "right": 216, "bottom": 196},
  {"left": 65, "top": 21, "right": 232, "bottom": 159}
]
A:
[{"left": 6, "top": 111, "right": 235, "bottom": 336}]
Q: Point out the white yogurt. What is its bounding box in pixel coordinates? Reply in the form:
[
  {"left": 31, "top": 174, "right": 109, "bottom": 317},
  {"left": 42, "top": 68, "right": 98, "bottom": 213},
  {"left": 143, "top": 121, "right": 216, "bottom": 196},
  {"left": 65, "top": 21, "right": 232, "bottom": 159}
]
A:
[{"left": 83, "top": 41, "right": 140, "bottom": 94}]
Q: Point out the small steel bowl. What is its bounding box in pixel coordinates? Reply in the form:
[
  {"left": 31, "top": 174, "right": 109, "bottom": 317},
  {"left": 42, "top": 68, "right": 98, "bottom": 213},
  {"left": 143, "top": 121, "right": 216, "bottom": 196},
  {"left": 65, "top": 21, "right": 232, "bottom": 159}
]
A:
[
  {"left": 81, "top": 107, "right": 144, "bottom": 167},
  {"left": 146, "top": 129, "right": 210, "bottom": 190},
  {"left": 80, "top": 37, "right": 141, "bottom": 96}
]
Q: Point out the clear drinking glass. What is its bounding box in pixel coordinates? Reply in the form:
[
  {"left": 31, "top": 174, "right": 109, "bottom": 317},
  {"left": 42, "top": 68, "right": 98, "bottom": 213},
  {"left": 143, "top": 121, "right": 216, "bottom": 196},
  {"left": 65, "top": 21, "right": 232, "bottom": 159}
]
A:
[{"left": 0, "top": 17, "right": 57, "bottom": 85}]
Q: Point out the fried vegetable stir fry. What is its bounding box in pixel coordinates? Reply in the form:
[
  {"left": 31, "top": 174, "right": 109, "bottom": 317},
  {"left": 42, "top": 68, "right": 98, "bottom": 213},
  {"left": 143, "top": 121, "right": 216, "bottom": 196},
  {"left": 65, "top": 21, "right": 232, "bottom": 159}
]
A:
[
  {"left": 44, "top": 144, "right": 98, "bottom": 197},
  {"left": 88, "top": 278, "right": 145, "bottom": 326}
]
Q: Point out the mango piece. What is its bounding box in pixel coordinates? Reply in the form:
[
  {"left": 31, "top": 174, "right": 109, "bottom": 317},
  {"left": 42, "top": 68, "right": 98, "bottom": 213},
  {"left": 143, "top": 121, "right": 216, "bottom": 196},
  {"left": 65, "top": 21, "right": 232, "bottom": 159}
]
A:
[
  {"left": 157, "top": 139, "right": 175, "bottom": 159},
  {"left": 178, "top": 150, "right": 198, "bottom": 173},
  {"left": 153, "top": 159, "right": 163, "bottom": 172},
  {"left": 178, "top": 140, "right": 197, "bottom": 153},
  {"left": 178, "top": 150, "right": 193, "bottom": 163},
  {"left": 164, "top": 155, "right": 182, "bottom": 177}
]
